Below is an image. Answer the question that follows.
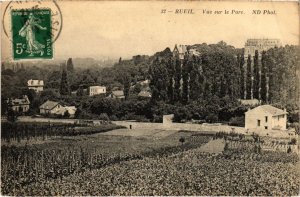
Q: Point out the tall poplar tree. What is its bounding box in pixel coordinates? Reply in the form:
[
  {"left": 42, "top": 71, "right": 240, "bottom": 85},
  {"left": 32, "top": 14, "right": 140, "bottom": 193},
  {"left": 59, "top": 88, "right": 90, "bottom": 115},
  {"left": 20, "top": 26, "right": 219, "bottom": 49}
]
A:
[
  {"left": 60, "top": 69, "right": 71, "bottom": 95},
  {"left": 166, "top": 57, "right": 175, "bottom": 103},
  {"left": 174, "top": 57, "right": 182, "bottom": 102},
  {"left": 190, "top": 56, "right": 204, "bottom": 100},
  {"left": 260, "top": 51, "right": 267, "bottom": 102},
  {"left": 181, "top": 56, "right": 190, "bottom": 104},
  {"left": 239, "top": 53, "right": 245, "bottom": 99},
  {"left": 66, "top": 58, "right": 74, "bottom": 72},
  {"left": 246, "top": 54, "right": 252, "bottom": 99},
  {"left": 253, "top": 50, "right": 260, "bottom": 99},
  {"left": 123, "top": 74, "right": 131, "bottom": 100}
]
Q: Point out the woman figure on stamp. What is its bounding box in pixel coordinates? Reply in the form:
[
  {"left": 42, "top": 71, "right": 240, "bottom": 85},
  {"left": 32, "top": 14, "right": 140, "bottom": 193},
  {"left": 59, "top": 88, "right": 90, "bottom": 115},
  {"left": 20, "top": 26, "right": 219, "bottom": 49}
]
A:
[{"left": 19, "top": 12, "right": 47, "bottom": 56}]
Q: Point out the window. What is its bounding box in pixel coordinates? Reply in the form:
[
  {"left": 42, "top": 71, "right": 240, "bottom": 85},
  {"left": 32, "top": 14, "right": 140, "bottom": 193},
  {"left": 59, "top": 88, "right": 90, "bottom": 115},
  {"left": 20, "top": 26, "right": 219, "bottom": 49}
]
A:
[
  {"left": 265, "top": 116, "right": 268, "bottom": 123},
  {"left": 257, "top": 120, "right": 261, "bottom": 126},
  {"left": 265, "top": 126, "right": 268, "bottom": 130}
]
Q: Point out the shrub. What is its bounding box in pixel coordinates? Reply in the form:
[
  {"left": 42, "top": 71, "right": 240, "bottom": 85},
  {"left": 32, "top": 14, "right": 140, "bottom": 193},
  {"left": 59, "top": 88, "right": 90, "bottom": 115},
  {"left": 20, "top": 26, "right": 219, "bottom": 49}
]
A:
[
  {"left": 63, "top": 110, "right": 70, "bottom": 118},
  {"left": 99, "top": 113, "right": 110, "bottom": 121},
  {"left": 289, "top": 138, "right": 297, "bottom": 145},
  {"left": 290, "top": 123, "right": 299, "bottom": 135},
  {"left": 205, "top": 113, "right": 218, "bottom": 123},
  {"left": 109, "top": 115, "right": 118, "bottom": 121},
  {"left": 287, "top": 146, "right": 292, "bottom": 153},
  {"left": 179, "top": 137, "right": 185, "bottom": 145},
  {"left": 228, "top": 116, "right": 245, "bottom": 127},
  {"left": 224, "top": 142, "right": 229, "bottom": 152}
]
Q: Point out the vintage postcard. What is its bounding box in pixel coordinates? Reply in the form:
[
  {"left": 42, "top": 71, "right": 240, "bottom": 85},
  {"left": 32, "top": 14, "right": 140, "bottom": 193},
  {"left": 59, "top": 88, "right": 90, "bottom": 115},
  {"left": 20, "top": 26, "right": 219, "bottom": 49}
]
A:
[{"left": 1, "top": 0, "right": 299, "bottom": 196}]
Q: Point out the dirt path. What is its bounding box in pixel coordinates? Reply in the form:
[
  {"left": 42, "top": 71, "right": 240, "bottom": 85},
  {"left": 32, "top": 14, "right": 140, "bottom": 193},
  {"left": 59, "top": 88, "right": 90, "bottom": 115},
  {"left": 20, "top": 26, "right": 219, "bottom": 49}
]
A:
[{"left": 197, "top": 139, "right": 225, "bottom": 154}]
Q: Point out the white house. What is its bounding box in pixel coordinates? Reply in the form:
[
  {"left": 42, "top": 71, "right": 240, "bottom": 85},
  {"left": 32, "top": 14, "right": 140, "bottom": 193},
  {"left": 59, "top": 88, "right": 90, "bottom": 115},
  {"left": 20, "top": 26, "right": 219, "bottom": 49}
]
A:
[
  {"left": 108, "top": 90, "right": 125, "bottom": 99},
  {"left": 27, "top": 79, "right": 44, "bottom": 93},
  {"left": 39, "top": 100, "right": 77, "bottom": 117},
  {"left": 55, "top": 106, "right": 77, "bottom": 118},
  {"left": 8, "top": 95, "right": 30, "bottom": 113},
  {"left": 245, "top": 105, "right": 288, "bottom": 131},
  {"left": 88, "top": 86, "right": 106, "bottom": 96}
]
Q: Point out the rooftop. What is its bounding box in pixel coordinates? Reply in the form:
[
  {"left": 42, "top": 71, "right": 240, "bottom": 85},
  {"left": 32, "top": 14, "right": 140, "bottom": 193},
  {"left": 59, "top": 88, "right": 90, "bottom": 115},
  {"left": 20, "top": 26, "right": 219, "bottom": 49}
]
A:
[
  {"left": 39, "top": 100, "right": 60, "bottom": 110},
  {"left": 9, "top": 95, "right": 30, "bottom": 106},
  {"left": 27, "top": 79, "right": 44, "bottom": 86},
  {"left": 112, "top": 90, "right": 124, "bottom": 97},
  {"left": 250, "top": 105, "right": 288, "bottom": 116}
]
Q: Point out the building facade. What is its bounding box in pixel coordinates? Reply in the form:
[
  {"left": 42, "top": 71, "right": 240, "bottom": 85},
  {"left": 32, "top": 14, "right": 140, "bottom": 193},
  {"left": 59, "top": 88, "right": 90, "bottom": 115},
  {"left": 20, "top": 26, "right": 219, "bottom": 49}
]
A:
[
  {"left": 244, "top": 38, "right": 281, "bottom": 58},
  {"left": 55, "top": 106, "right": 77, "bottom": 118},
  {"left": 245, "top": 105, "right": 287, "bottom": 131},
  {"left": 39, "top": 100, "right": 62, "bottom": 115},
  {"left": 8, "top": 95, "right": 30, "bottom": 113},
  {"left": 39, "top": 100, "right": 77, "bottom": 117},
  {"left": 173, "top": 44, "right": 200, "bottom": 60},
  {"left": 27, "top": 79, "right": 44, "bottom": 93},
  {"left": 109, "top": 90, "right": 125, "bottom": 99},
  {"left": 88, "top": 86, "right": 106, "bottom": 96}
]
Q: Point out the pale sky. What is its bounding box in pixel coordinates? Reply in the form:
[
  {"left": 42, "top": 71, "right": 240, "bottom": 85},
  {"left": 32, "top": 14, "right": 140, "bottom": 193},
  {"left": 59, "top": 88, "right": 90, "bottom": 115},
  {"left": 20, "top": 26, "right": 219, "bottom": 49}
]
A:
[{"left": 1, "top": 1, "right": 299, "bottom": 60}]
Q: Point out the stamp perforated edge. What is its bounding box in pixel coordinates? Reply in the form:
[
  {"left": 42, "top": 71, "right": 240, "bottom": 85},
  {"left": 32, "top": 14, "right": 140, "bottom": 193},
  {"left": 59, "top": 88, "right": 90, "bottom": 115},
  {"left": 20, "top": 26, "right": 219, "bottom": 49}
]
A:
[{"left": 10, "top": 8, "right": 54, "bottom": 61}]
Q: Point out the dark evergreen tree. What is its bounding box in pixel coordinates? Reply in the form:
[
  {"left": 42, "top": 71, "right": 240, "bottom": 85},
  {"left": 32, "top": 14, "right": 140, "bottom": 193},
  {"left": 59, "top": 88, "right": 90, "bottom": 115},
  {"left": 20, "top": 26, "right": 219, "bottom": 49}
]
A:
[
  {"left": 66, "top": 58, "right": 74, "bottom": 72},
  {"left": 174, "top": 57, "right": 182, "bottom": 102},
  {"left": 253, "top": 50, "right": 260, "bottom": 99},
  {"left": 149, "top": 58, "right": 169, "bottom": 103},
  {"left": 166, "top": 57, "right": 175, "bottom": 103},
  {"left": 181, "top": 56, "right": 190, "bottom": 104},
  {"left": 190, "top": 56, "right": 204, "bottom": 100},
  {"left": 204, "top": 81, "right": 212, "bottom": 99},
  {"left": 261, "top": 51, "right": 267, "bottom": 102},
  {"left": 60, "top": 69, "right": 71, "bottom": 95},
  {"left": 219, "top": 76, "right": 227, "bottom": 98},
  {"left": 123, "top": 74, "right": 131, "bottom": 100},
  {"left": 246, "top": 54, "right": 252, "bottom": 99},
  {"left": 239, "top": 53, "right": 245, "bottom": 99},
  {"left": 7, "top": 106, "right": 18, "bottom": 122}
]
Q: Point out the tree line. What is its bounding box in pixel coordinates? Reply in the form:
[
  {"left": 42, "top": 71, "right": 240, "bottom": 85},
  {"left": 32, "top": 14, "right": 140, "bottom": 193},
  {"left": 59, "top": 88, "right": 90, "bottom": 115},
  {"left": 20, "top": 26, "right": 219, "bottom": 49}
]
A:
[{"left": 1, "top": 42, "right": 299, "bottom": 124}]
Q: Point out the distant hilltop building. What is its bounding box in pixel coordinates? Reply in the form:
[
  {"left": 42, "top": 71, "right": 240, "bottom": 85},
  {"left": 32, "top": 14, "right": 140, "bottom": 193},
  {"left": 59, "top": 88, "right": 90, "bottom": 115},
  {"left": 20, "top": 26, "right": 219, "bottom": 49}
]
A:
[
  {"left": 173, "top": 44, "right": 200, "bottom": 60},
  {"left": 244, "top": 38, "right": 281, "bottom": 58},
  {"left": 27, "top": 79, "right": 44, "bottom": 93}
]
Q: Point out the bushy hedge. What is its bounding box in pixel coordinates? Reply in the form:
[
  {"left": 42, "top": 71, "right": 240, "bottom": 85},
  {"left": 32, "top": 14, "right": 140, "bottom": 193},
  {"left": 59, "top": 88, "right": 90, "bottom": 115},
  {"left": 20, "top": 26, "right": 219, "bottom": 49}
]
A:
[{"left": 228, "top": 116, "right": 245, "bottom": 127}]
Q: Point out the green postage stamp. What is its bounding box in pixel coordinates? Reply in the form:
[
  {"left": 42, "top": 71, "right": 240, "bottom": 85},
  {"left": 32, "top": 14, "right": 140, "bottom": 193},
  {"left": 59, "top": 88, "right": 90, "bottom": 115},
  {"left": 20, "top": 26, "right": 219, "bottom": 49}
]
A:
[{"left": 11, "top": 9, "right": 53, "bottom": 60}]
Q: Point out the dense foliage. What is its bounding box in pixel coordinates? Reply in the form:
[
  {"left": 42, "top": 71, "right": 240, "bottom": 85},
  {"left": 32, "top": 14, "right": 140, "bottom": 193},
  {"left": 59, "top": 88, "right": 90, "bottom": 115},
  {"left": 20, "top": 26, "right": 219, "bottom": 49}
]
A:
[{"left": 1, "top": 42, "right": 299, "bottom": 123}]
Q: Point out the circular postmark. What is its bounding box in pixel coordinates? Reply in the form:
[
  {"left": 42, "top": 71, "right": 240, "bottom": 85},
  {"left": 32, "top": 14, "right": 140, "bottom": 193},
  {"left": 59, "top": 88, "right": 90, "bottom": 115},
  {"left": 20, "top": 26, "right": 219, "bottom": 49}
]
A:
[{"left": 2, "top": 0, "right": 63, "bottom": 43}]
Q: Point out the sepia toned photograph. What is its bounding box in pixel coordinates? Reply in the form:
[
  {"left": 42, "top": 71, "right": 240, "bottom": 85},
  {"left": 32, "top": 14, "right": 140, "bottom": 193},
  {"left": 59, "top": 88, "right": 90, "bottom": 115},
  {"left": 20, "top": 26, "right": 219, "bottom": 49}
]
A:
[{"left": 1, "top": 0, "right": 299, "bottom": 196}]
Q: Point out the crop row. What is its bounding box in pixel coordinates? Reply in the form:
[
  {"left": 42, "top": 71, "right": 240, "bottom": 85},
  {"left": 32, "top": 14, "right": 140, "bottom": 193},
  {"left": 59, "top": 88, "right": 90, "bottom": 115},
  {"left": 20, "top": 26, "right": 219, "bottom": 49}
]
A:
[
  {"left": 8, "top": 146, "right": 299, "bottom": 196},
  {"left": 1, "top": 135, "right": 211, "bottom": 195},
  {"left": 1, "top": 122, "right": 125, "bottom": 142}
]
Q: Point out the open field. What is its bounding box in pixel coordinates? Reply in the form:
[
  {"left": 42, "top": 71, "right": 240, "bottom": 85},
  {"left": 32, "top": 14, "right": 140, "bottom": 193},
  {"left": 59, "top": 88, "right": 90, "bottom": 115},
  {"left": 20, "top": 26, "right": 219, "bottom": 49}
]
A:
[
  {"left": 1, "top": 126, "right": 299, "bottom": 196},
  {"left": 14, "top": 116, "right": 297, "bottom": 139},
  {"left": 1, "top": 128, "right": 211, "bottom": 195}
]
